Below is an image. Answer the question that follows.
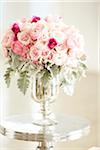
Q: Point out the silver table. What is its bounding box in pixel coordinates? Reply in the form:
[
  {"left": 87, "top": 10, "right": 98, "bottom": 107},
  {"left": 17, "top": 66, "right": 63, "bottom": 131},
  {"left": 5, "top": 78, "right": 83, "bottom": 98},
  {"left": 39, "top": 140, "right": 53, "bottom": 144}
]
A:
[{"left": 0, "top": 113, "right": 90, "bottom": 150}]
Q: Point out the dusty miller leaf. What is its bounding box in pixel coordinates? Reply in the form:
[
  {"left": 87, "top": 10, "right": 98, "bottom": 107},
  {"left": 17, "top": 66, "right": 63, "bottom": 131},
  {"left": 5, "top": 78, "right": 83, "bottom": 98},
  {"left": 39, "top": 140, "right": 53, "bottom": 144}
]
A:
[
  {"left": 17, "top": 71, "right": 30, "bottom": 95},
  {"left": 4, "top": 67, "right": 14, "bottom": 88}
]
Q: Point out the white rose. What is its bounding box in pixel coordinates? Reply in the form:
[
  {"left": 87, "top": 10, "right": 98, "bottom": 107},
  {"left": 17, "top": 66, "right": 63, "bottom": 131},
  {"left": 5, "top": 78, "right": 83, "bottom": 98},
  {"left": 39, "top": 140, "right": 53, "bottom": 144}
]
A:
[{"left": 54, "top": 51, "right": 67, "bottom": 66}]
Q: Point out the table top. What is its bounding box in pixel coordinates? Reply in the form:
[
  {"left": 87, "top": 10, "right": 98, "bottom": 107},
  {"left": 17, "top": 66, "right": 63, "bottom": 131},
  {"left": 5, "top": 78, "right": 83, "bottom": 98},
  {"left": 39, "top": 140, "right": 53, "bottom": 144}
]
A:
[{"left": 0, "top": 113, "right": 90, "bottom": 142}]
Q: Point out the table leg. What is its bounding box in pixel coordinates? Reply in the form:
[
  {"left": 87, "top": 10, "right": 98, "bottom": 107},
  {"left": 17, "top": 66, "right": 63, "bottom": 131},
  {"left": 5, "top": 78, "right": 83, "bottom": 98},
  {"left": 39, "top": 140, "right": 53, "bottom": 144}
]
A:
[{"left": 36, "top": 141, "right": 54, "bottom": 150}]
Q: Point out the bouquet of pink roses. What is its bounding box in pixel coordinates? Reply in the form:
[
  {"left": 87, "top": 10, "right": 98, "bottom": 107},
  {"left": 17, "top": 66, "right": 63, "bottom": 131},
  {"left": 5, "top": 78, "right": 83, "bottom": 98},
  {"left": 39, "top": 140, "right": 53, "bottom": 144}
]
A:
[{"left": 2, "top": 15, "right": 87, "bottom": 95}]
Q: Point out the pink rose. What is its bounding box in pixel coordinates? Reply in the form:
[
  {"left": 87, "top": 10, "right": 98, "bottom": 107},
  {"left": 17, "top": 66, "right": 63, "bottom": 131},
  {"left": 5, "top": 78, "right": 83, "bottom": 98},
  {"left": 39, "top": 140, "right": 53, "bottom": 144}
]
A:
[
  {"left": 42, "top": 49, "right": 49, "bottom": 57},
  {"left": 29, "top": 29, "right": 39, "bottom": 41},
  {"left": 11, "top": 23, "right": 20, "bottom": 35},
  {"left": 17, "top": 31, "right": 31, "bottom": 45},
  {"left": 32, "top": 60, "right": 39, "bottom": 65},
  {"left": 11, "top": 41, "right": 28, "bottom": 57},
  {"left": 30, "top": 46, "right": 41, "bottom": 63},
  {"left": 35, "top": 22, "right": 44, "bottom": 31},
  {"left": 47, "top": 49, "right": 57, "bottom": 62},
  {"left": 29, "top": 25, "right": 43, "bottom": 41},
  {"left": 48, "top": 38, "right": 57, "bottom": 49},
  {"left": 31, "top": 16, "right": 41, "bottom": 23},
  {"left": 2, "top": 30, "right": 15, "bottom": 48}
]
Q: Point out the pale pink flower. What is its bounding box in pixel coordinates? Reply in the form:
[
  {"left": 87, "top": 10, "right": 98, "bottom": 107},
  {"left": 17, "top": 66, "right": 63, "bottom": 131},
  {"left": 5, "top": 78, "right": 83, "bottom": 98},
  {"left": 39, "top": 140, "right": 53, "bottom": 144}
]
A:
[
  {"left": 11, "top": 41, "right": 28, "bottom": 57},
  {"left": 33, "top": 60, "right": 39, "bottom": 65},
  {"left": 29, "top": 28, "right": 40, "bottom": 41},
  {"left": 2, "top": 30, "right": 15, "bottom": 48},
  {"left": 17, "top": 31, "right": 31, "bottom": 45},
  {"left": 21, "top": 18, "right": 27, "bottom": 23},
  {"left": 65, "top": 26, "right": 84, "bottom": 49},
  {"left": 45, "top": 15, "right": 62, "bottom": 23},
  {"left": 21, "top": 22, "right": 32, "bottom": 32},
  {"left": 42, "top": 49, "right": 49, "bottom": 57},
  {"left": 35, "top": 22, "right": 44, "bottom": 31},
  {"left": 38, "top": 28, "right": 49, "bottom": 42},
  {"left": 34, "top": 41, "right": 46, "bottom": 51},
  {"left": 29, "top": 22, "right": 45, "bottom": 41},
  {"left": 66, "top": 38, "right": 76, "bottom": 49},
  {"left": 3, "top": 48, "right": 8, "bottom": 57},
  {"left": 47, "top": 49, "right": 57, "bottom": 63}
]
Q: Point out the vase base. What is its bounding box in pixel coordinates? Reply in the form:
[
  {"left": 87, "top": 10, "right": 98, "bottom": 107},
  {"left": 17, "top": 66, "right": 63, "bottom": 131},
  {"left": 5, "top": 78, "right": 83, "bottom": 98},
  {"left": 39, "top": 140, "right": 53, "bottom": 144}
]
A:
[
  {"left": 32, "top": 113, "right": 58, "bottom": 126},
  {"left": 33, "top": 118, "right": 58, "bottom": 126}
]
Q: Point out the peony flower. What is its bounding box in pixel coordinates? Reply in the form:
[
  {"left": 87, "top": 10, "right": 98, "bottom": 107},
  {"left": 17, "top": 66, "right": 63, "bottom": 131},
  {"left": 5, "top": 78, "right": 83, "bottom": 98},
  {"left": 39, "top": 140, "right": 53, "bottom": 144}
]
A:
[
  {"left": 48, "top": 38, "right": 57, "bottom": 49},
  {"left": 17, "top": 31, "right": 31, "bottom": 46},
  {"left": 11, "top": 41, "right": 28, "bottom": 57},
  {"left": 2, "top": 30, "right": 15, "bottom": 48},
  {"left": 31, "top": 16, "right": 41, "bottom": 23},
  {"left": 11, "top": 23, "right": 20, "bottom": 35},
  {"left": 66, "top": 38, "right": 76, "bottom": 50},
  {"left": 65, "top": 26, "right": 84, "bottom": 52}
]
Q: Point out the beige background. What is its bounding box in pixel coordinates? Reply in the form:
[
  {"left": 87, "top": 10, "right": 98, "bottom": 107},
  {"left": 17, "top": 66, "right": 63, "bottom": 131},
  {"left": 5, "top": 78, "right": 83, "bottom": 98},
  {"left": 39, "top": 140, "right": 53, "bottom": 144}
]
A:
[{"left": 0, "top": 0, "right": 100, "bottom": 150}]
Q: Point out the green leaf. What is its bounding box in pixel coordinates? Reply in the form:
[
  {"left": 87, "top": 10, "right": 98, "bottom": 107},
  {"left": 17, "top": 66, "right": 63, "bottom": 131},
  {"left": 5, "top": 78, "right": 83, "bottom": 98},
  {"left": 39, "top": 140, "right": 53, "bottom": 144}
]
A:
[
  {"left": 72, "top": 71, "right": 78, "bottom": 78},
  {"left": 17, "top": 71, "right": 30, "bottom": 95},
  {"left": 4, "top": 67, "right": 14, "bottom": 88},
  {"left": 29, "top": 64, "right": 38, "bottom": 75},
  {"left": 11, "top": 53, "right": 21, "bottom": 69},
  {"left": 79, "top": 62, "right": 87, "bottom": 70},
  {"left": 51, "top": 65, "right": 61, "bottom": 76},
  {"left": 41, "top": 69, "right": 51, "bottom": 85}
]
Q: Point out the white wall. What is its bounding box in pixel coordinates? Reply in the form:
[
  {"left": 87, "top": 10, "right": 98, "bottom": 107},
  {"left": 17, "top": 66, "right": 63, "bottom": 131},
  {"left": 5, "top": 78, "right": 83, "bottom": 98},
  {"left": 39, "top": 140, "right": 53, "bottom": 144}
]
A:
[
  {"left": 98, "top": 2, "right": 100, "bottom": 146},
  {"left": 0, "top": 1, "right": 99, "bottom": 150}
]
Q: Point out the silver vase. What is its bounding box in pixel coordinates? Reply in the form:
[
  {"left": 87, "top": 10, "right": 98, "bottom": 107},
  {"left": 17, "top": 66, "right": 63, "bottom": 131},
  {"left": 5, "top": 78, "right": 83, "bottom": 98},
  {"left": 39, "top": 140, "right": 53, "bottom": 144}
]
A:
[{"left": 31, "top": 72, "right": 59, "bottom": 126}]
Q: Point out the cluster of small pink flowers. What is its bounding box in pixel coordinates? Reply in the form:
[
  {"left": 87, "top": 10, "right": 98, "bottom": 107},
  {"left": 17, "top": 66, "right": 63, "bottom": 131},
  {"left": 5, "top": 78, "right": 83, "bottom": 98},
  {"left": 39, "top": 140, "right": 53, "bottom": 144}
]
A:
[{"left": 2, "top": 15, "right": 86, "bottom": 67}]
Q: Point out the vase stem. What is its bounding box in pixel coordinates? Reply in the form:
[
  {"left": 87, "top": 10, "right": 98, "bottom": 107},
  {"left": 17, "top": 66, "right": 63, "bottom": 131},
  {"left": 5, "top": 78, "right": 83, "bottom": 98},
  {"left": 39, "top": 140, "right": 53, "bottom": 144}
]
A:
[{"left": 40, "top": 101, "right": 50, "bottom": 119}]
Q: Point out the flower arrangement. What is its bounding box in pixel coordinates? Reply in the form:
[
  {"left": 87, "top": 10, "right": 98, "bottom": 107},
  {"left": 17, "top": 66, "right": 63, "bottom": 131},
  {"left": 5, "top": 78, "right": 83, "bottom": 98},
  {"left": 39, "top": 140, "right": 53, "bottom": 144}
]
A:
[{"left": 2, "top": 15, "right": 87, "bottom": 95}]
